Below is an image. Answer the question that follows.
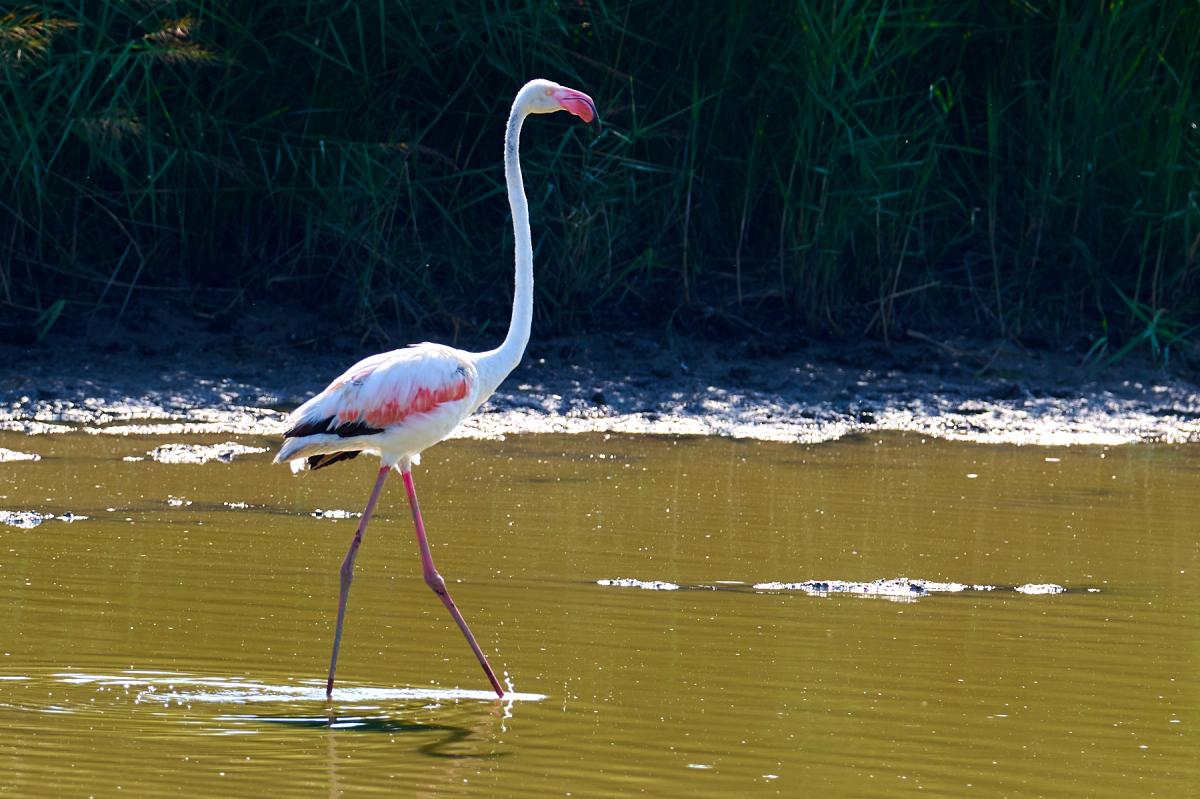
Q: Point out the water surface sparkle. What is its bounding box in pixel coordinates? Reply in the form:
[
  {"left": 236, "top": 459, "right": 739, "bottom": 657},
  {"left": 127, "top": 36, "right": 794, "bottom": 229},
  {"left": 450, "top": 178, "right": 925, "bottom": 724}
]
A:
[{"left": 47, "top": 671, "right": 544, "bottom": 705}]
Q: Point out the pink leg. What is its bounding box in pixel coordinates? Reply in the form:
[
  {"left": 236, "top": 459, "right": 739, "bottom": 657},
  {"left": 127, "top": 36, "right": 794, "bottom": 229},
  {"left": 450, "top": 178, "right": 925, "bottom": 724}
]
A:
[
  {"left": 326, "top": 465, "right": 390, "bottom": 699},
  {"left": 401, "top": 469, "right": 505, "bottom": 698}
]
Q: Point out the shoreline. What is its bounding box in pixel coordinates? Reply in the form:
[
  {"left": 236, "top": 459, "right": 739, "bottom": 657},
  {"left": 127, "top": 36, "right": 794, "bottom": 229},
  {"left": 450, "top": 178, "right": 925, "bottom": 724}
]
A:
[{"left": 3, "top": 329, "right": 1197, "bottom": 447}]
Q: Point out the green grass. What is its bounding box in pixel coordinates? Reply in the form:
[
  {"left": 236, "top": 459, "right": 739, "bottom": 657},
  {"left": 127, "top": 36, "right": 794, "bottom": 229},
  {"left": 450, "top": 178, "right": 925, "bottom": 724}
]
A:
[{"left": 2, "top": 1, "right": 1198, "bottom": 356}]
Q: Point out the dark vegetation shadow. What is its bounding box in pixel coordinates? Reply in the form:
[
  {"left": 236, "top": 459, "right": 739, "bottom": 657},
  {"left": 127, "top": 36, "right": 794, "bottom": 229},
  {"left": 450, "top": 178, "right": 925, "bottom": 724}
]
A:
[{"left": 1, "top": 3, "right": 1196, "bottom": 371}]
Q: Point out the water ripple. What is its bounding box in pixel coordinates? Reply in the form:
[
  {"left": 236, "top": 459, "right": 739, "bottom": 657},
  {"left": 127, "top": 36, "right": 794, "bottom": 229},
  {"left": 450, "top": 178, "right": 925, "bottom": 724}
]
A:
[
  {"left": 597, "top": 576, "right": 1083, "bottom": 601},
  {"left": 49, "top": 671, "right": 544, "bottom": 706}
]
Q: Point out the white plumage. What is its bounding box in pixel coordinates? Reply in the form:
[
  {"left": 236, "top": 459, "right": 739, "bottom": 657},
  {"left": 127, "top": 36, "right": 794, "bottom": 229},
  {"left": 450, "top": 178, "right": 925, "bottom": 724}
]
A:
[{"left": 275, "top": 343, "right": 479, "bottom": 473}]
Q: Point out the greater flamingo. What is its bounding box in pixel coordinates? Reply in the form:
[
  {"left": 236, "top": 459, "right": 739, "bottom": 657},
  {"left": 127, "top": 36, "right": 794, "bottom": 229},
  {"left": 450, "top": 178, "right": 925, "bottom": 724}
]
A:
[{"left": 274, "top": 79, "right": 597, "bottom": 699}]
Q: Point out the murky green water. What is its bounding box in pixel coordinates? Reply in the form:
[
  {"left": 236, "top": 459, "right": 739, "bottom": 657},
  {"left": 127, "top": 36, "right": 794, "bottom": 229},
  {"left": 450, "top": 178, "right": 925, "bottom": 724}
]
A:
[{"left": 0, "top": 430, "right": 1196, "bottom": 796}]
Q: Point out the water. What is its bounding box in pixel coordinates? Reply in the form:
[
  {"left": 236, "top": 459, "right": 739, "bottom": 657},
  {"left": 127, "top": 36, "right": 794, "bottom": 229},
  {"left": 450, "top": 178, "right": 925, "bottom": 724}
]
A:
[{"left": 0, "top": 430, "right": 1196, "bottom": 796}]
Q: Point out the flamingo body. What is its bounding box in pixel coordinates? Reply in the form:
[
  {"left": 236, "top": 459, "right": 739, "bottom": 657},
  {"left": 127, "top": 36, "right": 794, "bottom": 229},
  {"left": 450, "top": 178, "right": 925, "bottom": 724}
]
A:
[
  {"left": 276, "top": 343, "right": 480, "bottom": 472},
  {"left": 272, "top": 79, "right": 597, "bottom": 699}
]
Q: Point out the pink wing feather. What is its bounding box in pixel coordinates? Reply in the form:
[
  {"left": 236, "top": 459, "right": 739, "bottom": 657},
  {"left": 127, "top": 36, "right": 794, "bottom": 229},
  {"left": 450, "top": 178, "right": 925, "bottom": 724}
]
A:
[
  {"left": 277, "top": 344, "right": 477, "bottom": 469},
  {"left": 294, "top": 345, "right": 474, "bottom": 431}
]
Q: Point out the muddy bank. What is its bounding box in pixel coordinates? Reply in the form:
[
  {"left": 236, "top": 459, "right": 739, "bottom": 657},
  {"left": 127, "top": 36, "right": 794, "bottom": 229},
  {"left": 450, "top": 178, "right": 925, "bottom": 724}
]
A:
[{"left": 2, "top": 325, "right": 1198, "bottom": 446}]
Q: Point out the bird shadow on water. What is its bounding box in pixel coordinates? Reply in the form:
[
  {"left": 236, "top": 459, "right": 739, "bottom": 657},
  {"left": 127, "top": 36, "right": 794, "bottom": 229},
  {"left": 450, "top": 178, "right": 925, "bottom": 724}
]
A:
[
  {"left": 29, "top": 669, "right": 539, "bottom": 759},
  {"left": 224, "top": 710, "right": 506, "bottom": 759}
]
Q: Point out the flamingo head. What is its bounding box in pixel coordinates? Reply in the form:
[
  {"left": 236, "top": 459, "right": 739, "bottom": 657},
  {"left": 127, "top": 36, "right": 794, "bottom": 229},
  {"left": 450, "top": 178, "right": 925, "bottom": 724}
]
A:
[{"left": 519, "top": 79, "right": 597, "bottom": 125}]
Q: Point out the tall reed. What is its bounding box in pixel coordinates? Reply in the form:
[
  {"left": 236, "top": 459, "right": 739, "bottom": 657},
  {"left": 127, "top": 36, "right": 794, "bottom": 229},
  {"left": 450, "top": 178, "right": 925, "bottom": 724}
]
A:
[{"left": 1, "top": 1, "right": 1197, "bottom": 352}]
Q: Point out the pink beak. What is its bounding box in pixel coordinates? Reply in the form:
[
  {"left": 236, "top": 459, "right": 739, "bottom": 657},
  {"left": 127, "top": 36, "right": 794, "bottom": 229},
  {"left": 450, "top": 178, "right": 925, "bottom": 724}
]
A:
[{"left": 552, "top": 87, "right": 598, "bottom": 124}]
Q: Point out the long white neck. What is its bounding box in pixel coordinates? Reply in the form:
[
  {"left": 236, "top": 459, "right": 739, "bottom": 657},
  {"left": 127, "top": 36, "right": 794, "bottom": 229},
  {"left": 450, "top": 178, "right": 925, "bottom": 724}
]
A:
[{"left": 474, "top": 96, "right": 533, "bottom": 398}]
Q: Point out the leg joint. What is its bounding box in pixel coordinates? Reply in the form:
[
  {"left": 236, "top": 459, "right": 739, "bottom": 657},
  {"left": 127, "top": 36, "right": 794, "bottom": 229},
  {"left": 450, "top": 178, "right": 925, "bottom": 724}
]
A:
[{"left": 423, "top": 569, "right": 447, "bottom": 596}]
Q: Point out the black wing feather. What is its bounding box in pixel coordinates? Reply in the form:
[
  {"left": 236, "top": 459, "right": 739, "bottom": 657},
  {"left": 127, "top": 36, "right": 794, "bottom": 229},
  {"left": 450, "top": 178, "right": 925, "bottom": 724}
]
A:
[
  {"left": 307, "top": 450, "right": 362, "bottom": 471},
  {"left": 284, "top": 415, "right": 383, "bottom": 439}
]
